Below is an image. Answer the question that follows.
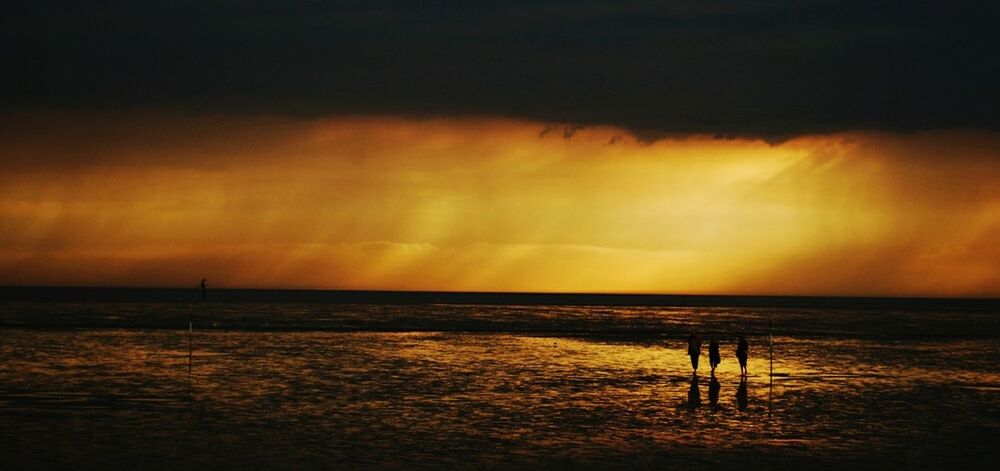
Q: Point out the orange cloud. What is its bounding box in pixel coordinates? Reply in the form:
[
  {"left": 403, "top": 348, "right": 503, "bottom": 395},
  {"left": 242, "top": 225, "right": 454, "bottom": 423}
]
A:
[{"left": 1, "top": 112, "right": 997, "bottom": 296}]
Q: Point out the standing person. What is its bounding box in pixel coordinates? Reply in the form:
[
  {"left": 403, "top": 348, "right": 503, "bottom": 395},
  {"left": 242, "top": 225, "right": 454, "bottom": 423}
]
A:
[
  {"left": 200, "top": 278, "right": 207, "bottom": 301},
  {"left": 708, "top": 337, "right": 721, "bottom": 375},
  {"left": 687, "top": 332, "right": 702, "bottom": 374},
  {"left": 736, "top": 335, "right": 749, "bottom": 376}
]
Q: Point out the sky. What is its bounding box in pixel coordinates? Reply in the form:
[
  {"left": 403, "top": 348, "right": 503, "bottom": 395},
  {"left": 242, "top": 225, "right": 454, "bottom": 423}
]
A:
[{"left": 1, "top": 2, "right": 998, "bottom": 296}]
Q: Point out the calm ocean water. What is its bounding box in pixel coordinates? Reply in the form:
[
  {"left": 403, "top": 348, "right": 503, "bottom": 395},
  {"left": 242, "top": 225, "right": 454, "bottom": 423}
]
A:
[{"left": 1, "top": 296, "right": 998, "bottom": 469}]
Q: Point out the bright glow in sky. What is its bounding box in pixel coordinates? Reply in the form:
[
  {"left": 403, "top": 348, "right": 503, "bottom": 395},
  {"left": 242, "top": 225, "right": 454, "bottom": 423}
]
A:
[{"left": 1, "top": 112, "right": 997, "bottom": 296}]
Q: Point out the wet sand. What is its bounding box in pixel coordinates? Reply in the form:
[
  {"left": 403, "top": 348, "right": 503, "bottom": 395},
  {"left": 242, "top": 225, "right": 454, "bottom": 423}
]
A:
[{"left": 1, "top": 304, "right": 998, "bottom": 470}]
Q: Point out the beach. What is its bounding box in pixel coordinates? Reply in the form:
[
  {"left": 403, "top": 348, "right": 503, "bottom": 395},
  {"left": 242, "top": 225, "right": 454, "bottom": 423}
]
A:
[{"left": 1, "top": 296, "right": 997, "bottom": 469}]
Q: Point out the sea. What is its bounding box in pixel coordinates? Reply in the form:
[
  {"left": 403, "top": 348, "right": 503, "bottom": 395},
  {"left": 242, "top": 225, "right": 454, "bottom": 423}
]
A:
[{"left": 0, "top": 288, "right": 997, "bottom": 469}]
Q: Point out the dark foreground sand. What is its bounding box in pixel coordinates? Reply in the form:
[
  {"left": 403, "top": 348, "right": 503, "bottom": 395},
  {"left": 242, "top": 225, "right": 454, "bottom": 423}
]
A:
[{"left": 1, "top": 303, "right": 997, "bottom": 469}]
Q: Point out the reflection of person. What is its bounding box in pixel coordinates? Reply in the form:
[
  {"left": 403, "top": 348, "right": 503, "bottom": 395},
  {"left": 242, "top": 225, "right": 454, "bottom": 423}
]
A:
[
  {"left": 687, "top": 332, "right": 702, "bottom": 374},
  {"left": 709, "top": 375, "right": 720, "bottom": 407},
  {"left": 688, "top": 374, "right": 701, "bottom": 408},
  {"left": 737, "top": 376, "right": 748, "bottom": 411},
  {"left": 200, "top": 278, "right": 207, "bottom": 301},
  {"left": 709, "top": 338, "right": 721, "bottom": 375},
  {"left": 736, "top": 336, "right": 749, "bottom": 376}
]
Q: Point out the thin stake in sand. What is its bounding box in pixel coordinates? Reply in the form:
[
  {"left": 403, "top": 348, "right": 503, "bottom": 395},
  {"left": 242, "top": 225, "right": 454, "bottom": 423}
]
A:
[{"left": 769, "top": 319, "right": 773, "bottom": 417}]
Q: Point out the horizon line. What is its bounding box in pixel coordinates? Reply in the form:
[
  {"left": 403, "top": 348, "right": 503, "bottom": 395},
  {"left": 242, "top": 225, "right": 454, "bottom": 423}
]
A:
[
  {"left": 1, "top": 286, "right": 997, "bottom": 310},
  {"left": 2, "top": 284, "right": 1000, "bottom": 300}
]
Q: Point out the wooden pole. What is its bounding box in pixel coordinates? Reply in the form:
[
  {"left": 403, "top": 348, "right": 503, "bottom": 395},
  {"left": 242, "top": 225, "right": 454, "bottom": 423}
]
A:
[
  {"left": 188, "top": 321, "right": 193, "bottom": 375},
  {"left": 769, "top": 319, "right": 773, "bottom": 378},
  {"left": 769, "top": 318, "right": 773, "bottom": 417}
]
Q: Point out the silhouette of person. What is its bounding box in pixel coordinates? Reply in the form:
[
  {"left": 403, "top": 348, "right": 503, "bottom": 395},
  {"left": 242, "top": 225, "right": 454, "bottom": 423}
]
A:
[
  {"left": 687, "top": 374, "right": 701, "bottom": 408},
  {"left": 708, "top": 337, "right": 721, "bottom": 375},
  {"left": 687, "top": 332, "right": 702, "bottom": 374},
  {"left": 736, "top": 335, "right": 749, "bottom": 376},
  {"left": 737, "top": 376, "right": 748, "bottom": 411},
  {"left": 200, "top": 278, "right": 207, "bottom": 301},
  {"left": 709, "top": 374, "right": 720, "bottom": 407}
]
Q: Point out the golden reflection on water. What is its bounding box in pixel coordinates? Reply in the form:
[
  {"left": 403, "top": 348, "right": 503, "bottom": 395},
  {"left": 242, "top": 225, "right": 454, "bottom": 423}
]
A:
[{"left": 1, "top": 329, "right": 998, "bottom": 468}]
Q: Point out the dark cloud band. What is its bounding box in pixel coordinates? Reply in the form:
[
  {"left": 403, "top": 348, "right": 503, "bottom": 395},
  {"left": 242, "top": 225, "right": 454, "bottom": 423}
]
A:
[{"left": 4, "top": 1, "right": 997, "bottom": 140}]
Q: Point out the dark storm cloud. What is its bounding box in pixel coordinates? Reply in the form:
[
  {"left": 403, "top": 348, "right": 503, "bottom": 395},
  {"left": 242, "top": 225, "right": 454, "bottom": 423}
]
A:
[{"left": 3, "top": 0, "right": 997, "bottom": 140}]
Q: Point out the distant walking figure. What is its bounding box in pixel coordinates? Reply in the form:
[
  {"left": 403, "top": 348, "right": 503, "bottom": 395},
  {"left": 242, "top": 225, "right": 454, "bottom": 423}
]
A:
[
  {"left": 687, "top": 332, "right": 702, "bottom": 373},
  {"left": 736, "top": 335, "right": 749, "bottom": 376},
  {"left": 200, "top": 278, "right": 207, "bottom": 301},
  {"left": 708, "top": 338, "right": 721, "bottom": 375}
]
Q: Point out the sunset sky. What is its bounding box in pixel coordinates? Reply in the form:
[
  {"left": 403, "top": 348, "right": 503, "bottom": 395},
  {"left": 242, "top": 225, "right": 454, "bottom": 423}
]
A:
[{"left": 2, "top": 2, "right": 998, "bottom": 296}]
